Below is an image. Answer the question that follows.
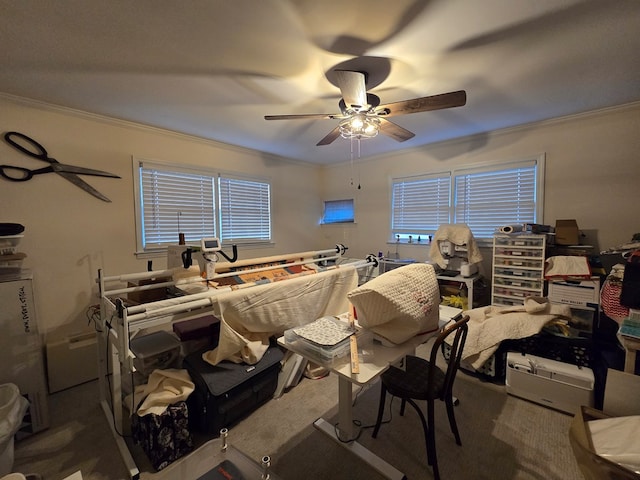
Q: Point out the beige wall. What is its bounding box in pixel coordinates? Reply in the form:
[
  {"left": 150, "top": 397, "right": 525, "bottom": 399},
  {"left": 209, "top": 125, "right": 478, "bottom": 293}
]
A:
[
  {"left": 319, "top": 103, "right": 640, "bottom": 276},
  {"left": 1, "top": 96, "right": 323, "bottom": 338},
  {"left": 3, "top": 96, "right": 639, "bottom": 338}
]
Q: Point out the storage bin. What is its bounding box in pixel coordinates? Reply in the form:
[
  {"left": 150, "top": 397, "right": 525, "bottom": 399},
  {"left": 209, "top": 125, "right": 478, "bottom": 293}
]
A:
[
  {"left": 130, "top": 331, "right": 181, "bottom": 377},
  {"left": 127, "top": 276, "right": 171, "bottom": 304},
  {"left": 0, "top": 253, "right": 26, "bottom": 275},
  {"left": 172, "top": 315, "right": 220, "bottom": 356},
  {"left": 548, "top": 277, "right": 601, "bottom": 306},
  {"left": 283, "top": 317, "right": 372, "bottom": 367},
  {"left": 0, "top": 236, "right": 23, "bottom": 256}
]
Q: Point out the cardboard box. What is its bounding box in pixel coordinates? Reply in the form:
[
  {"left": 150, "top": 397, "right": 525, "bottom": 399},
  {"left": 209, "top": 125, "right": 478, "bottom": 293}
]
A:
[
  {"left": 568, "top": 370, "right": 640, "bottom": 479},
  {"left": 547, "top": 277, "right": 601, "bottom": 306},
  {"left": 555, "top": 219, "right": 580, "bottom": 245},
  {"left": 569, "top": 407, "right": 640, "bottom": 479}
]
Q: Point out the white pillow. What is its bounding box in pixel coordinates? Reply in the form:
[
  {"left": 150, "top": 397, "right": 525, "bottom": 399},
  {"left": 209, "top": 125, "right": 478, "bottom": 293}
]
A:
[{"left": 347, "top": 263, "right": 440, "bottom": 344}]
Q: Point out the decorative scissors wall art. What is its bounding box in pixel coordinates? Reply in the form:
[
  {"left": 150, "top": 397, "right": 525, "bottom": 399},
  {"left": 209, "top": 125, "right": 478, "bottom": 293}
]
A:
[{"left": 1, "top": 131, "right": 120, "bottom": 202}]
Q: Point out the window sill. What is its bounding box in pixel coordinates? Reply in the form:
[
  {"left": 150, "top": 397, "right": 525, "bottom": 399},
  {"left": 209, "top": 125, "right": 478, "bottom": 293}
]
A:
[{"left": 385, "top": 240, "right": 433, "bottom": 247}]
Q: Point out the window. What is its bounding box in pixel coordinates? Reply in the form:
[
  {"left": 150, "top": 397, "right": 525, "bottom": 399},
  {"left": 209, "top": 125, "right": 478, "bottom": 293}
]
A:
[
  {"left": 218, "top": 175, "right": 271, "bottom": 242},
  {"left": 391, "top": 155, "right": 544, "bottom": 241},
  {"left": 134, "top": 160, "right": 271, "bottom": 253},
  {"left": 454, "top": 161, "right": 538, "bottom": 238},
  {"left": 391, "top": 173, "right": 450, "bottom": 238},
  {"left": 322, "top": 199, "right": 355, "bottom": 224}
]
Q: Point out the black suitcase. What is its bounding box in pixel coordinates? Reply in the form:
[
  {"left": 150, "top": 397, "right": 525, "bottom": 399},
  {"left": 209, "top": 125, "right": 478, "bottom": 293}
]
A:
[{"left": 184, "top": 345, "right": 284, "bottom": 435}]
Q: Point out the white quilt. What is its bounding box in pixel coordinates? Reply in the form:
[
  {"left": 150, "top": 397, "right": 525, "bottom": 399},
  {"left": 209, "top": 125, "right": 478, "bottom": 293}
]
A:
[
  {"left": 202, "top": 266, "right": 358, "bottom": 365},
  {"left": 126, "top": 368, "right": 195, "bottom": 416},
  {"left": 459, "top": 297, "right": 572, "bottom": 369}
]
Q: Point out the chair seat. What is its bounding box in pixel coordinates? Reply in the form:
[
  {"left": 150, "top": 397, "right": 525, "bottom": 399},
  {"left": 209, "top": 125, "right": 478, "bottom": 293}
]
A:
[{"left": 381, "top": 355, "right": 445, "bottom": 401}]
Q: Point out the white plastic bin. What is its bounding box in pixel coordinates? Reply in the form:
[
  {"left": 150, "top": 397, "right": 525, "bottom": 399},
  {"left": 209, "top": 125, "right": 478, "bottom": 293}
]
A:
[{"left": 0, "top": 384, "right": 29, "bottom": 476}]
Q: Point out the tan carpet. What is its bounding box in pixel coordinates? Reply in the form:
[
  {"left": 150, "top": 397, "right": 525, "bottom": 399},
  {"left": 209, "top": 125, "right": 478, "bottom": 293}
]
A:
[{"left": 12, "top": 343, "right": 584, "bottom": 480}]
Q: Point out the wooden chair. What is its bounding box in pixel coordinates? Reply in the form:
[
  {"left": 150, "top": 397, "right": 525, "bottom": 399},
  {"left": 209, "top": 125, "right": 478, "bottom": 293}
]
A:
[{"left": 372, "top": 314, "right": 470, "bottom": 480}]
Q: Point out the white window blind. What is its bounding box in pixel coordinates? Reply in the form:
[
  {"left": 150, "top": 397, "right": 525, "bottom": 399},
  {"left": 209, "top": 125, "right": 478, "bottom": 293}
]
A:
[
  {"left": 140, "top": 167, "right": 215, "bottom": 248},
  {"left": 392, "top": 174, "right": 451, "bottom": 237},
  {"left": 218, "top": 176, "right": 271, "bottom": 242},
  {"left": 454, "top": 162, "right": 537, "bottom": 238},
  {"left": 322, "top": 199, "right": 355, "bottom": 224}
]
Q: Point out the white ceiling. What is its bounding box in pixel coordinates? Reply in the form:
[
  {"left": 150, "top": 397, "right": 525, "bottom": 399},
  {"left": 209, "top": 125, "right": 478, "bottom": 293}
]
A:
[{"left": 2, "top": 0, "right": 640, "bottom": 165}]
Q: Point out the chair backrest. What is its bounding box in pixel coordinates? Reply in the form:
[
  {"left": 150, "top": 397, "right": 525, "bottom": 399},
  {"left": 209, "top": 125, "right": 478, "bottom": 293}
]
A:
[{"left": 429, "top": 315, "right": 470, "bottom": 398}]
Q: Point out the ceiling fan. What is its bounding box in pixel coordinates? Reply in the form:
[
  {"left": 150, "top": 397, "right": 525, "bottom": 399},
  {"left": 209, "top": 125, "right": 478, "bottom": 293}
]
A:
[{"left": 264, "top": 70, "right": 467, "bottom": 146}]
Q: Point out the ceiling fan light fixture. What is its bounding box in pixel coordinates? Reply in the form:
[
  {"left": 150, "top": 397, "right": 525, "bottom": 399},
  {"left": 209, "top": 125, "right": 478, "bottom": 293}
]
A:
[{"left": 339, "top": 114, "right": 380, "bottom": 140}]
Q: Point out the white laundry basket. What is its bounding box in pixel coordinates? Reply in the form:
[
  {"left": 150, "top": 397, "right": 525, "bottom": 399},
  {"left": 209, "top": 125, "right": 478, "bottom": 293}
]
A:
[{"left": 0, "top": 384, "right": 29, "bottom": 476}]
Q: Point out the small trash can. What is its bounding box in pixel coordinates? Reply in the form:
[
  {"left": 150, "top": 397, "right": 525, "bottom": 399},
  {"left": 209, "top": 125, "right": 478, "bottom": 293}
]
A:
[{"left": 0, "top": 384, "right": 29, "bottom": 477}]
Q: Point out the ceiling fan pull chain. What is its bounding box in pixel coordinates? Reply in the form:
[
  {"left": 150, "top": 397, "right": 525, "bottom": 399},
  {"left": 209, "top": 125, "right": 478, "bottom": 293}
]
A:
[
  {"left": 357, "top": 139, "right": 362, "bottom": 189},
  {"left": 350, "top": 136, "right": 355, "bottom": 186}
]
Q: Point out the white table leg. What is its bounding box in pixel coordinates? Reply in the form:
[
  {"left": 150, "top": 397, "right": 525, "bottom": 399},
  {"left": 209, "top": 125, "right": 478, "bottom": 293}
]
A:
[
  {"left": 313, "top": 376, "right": 406, "bottom": 480},
  {"left": 338, "top": 376, "right": 355, "bottom": 438}
]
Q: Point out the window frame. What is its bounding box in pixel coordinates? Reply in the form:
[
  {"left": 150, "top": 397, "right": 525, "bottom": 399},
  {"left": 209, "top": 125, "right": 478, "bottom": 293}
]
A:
[
  {"left": 133, "top": 158, "right": 272, "bottom": 256},
  {"left": 321, "top": 198, "right": 356, "bottom": 225}
]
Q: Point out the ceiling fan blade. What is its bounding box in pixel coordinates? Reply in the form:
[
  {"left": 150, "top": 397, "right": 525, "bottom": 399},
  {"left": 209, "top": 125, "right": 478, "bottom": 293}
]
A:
[
  {"left": 335, "top": 70, "right": 367, "bottom": 109},
  {"left": 378, "top": 118, "right": 415, "bottom": 142},
  {"left": 264, "top": 113, "right": 342, "bottom": 121},
  {"left": 378, "top": 90, "right": 467, "bottom": 117},
  {"left": 316, "top": 125, "right": 342, "bottom": 146}
]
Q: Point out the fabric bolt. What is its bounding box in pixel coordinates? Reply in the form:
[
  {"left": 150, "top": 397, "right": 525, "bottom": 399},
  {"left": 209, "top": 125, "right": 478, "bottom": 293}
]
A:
[{"left": 544, "top": 255, "right": 592, "bottom": 279}]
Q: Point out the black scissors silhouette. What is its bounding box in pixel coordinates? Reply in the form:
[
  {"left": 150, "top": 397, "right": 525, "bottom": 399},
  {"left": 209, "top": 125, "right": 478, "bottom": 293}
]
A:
[{"left": 1, "top": 131, "right": 120, "bottom": 202}]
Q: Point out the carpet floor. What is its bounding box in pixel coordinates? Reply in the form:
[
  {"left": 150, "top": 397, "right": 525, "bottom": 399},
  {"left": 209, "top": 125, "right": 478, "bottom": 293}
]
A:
[{"left": 12, "top": 342, "right": 584, "bottom": 480}]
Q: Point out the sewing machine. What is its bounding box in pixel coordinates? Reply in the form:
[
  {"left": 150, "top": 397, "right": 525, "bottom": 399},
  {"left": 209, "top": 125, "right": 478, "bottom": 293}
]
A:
[
  {"left": 167, "top": 237, "right": 238, "bottom": 280},
  {"left": 430, "top": 224, "right": 483, "bottom": 278},
  {"left": 436, "top": 239, "right": 479, "bottom": 277}
]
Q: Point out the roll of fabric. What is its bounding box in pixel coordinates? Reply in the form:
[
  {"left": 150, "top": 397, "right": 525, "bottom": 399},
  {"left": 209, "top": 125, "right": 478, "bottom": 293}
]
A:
[{"left": 498, "top": 224, "right": 524, "bottom": 234}]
